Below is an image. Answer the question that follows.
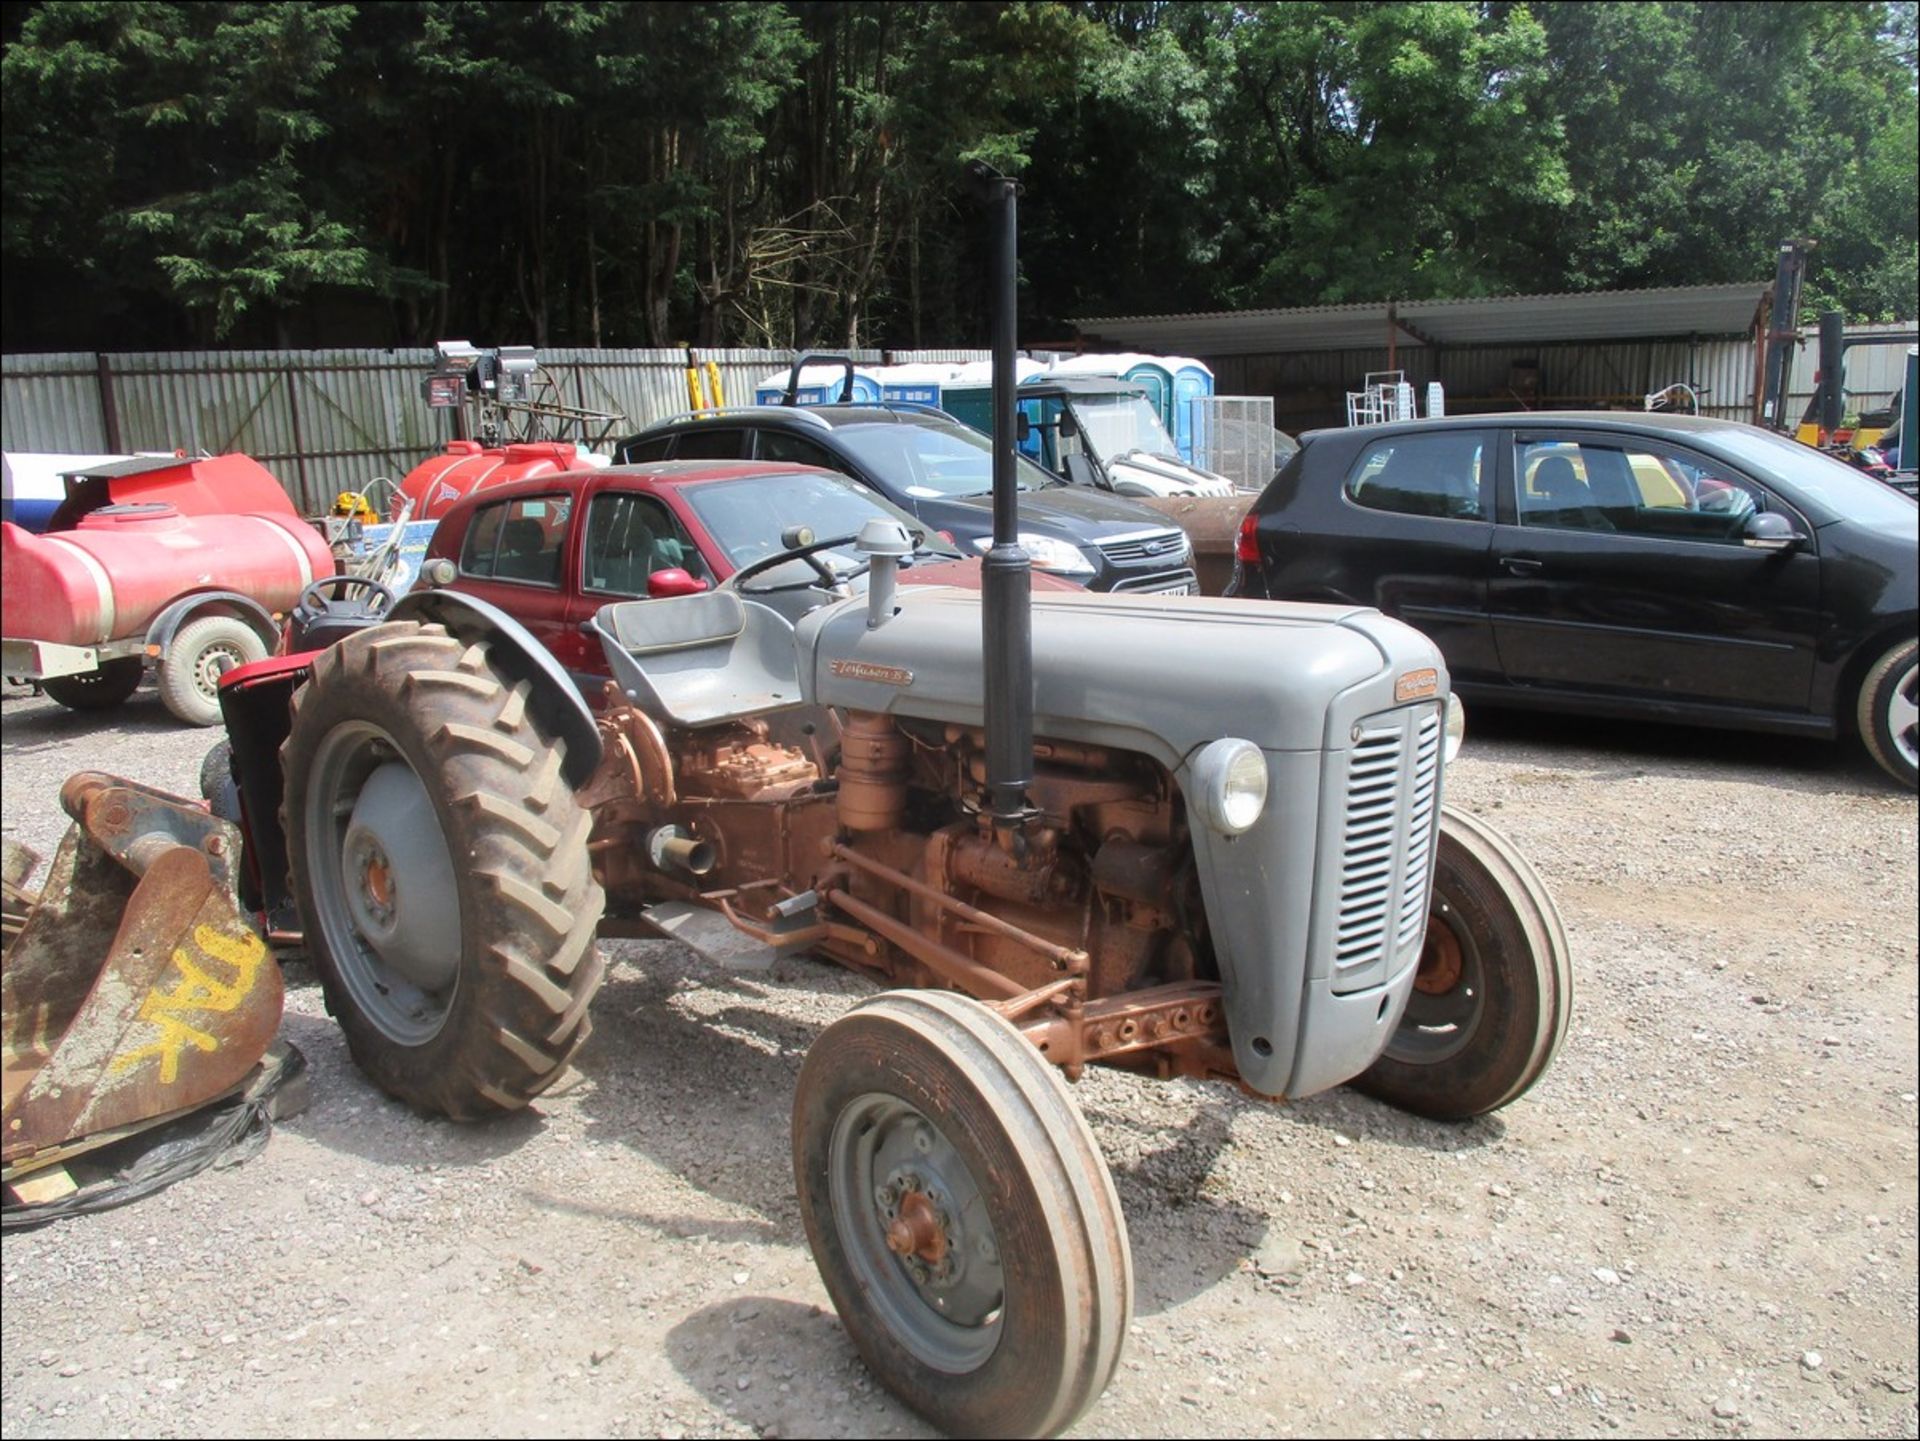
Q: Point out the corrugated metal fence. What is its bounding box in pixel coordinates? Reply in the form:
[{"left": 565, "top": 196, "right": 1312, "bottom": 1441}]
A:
[{"left": 0, "top": 347, "right": 989, "bottom": 514}]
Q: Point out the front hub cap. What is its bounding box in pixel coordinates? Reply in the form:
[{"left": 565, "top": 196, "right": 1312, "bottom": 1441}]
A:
[
  {"left": 1386, "top": 900, "right": 1486, "bottom": 1066},
  {"left": 830, "top": 1095, "right": 1003, "bottom": 1371}
]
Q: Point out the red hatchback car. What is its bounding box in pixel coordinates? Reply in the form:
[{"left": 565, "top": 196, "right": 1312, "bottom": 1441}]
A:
[{"left": 413, "top": 459, "right": 971, "bottom": 689}]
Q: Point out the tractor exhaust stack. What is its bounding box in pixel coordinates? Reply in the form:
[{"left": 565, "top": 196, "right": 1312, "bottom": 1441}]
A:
[{"left": 966, "top": 161, "right": 1035, "bottom": 833}]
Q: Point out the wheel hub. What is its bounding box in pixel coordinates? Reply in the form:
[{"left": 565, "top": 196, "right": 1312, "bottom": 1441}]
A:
[
  {"left": 1890, "top": 664, "right": 1918, "bottom": 768},
  {"left": 885, "top": 1187, "right": 949, "bottom": 1265},
  {"left": 339, "top": 761, "right": 460, "bottom": 994},
  {"left": 1414, "top": 907, "right": 1465, "bottom": 994},
  {"left": 194, "top": 644, "right": 245, "bottom": 696},
  {"left": 829, "top": 1094, "right": 1004, "bottom": 1369}
]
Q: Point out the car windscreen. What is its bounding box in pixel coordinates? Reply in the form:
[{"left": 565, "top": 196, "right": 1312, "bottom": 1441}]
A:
[
  {"left": 1704, "top": 425, "right": 1917, "bottom": 527},
  {"left": 830, "top": 417, "right": 1061, "bottom": 498},
  {"left": 681, "top": 469, "right": 959, "bottom": 586},
  {"left": 1069, "top": 394, "right": 1177, "bottom": 462}
]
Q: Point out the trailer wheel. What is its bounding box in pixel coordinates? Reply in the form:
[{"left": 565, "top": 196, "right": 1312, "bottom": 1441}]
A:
[
  {"left": 42, "top": 657, "right": 144, "bottom": 711},
  {"left": 793, "top": 991, "right": 1131, "bottom": 1439},
  {"left": 282, "top": 620, "right": 607, "bottom": 1120},
  {"left": 158, "top": 614, "right": 267, "bottom": 726},
  {"left": 1352, "top": 807, "right": 1572, "bottom": 1121}
]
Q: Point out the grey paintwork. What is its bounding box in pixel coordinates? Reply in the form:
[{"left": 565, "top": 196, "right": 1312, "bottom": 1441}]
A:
[
  {"left": 795, "top": 587, "right": 1450, "bottom": 1098},
  {"left": 596, "top": 581, "right": 1450, "bottom": 1097}
]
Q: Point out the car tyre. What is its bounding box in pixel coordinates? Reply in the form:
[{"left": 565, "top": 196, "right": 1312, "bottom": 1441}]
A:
[{"left": 1857, "top": 639, "right": 1918, "bottom": 791}]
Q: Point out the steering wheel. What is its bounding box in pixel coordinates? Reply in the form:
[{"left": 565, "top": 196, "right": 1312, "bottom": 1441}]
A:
[
  {"left": 724, "top": 533, "right": 869, "bottom": 595},
  {"left": 297, "top": 573, "right": 399, "bottom": 619}
]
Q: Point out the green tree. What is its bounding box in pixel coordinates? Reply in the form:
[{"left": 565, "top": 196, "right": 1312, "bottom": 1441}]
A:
[{"left": 4, "top": 1, "right": 379, "bottom": 341}]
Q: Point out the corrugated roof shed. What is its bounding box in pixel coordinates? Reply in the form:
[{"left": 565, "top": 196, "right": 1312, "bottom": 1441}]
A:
[{"left": 1075, "top": 282, "right": 1770, "bottom": 355}]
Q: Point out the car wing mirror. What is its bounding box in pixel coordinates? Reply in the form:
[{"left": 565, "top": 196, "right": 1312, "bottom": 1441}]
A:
[
  {"left": 1741, "top": 512, "right": 1805, "bottom": 551},
  {"left": 647, "top": 567, "right": 709, "bottom": 598}
]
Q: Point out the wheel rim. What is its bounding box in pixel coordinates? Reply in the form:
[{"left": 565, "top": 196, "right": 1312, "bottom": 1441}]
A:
[
  {"left": 305, "top": 721, "right": 463, "bottom": 1045},
  {"left": 1386, "top": 898, "right": 1486, "bottom": 1065},
  {"left": 827, "top": 1093, "right": 1004, "bottom": 1373},
  {"left": 1888, "top": 660, "right": 1919, "bottom": 770},
  {"left": 192, "top": 640, "right": 250, "bottom": 701}
]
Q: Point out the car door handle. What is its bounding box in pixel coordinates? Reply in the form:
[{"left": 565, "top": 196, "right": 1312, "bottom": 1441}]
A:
[{"left": 1501, "top": 557, "right": 1544, "bottom": 575}]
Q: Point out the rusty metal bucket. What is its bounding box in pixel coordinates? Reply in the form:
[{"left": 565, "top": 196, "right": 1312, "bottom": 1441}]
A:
[{"left": 2, "top": 773, "right": 282, "bottom": 1177}]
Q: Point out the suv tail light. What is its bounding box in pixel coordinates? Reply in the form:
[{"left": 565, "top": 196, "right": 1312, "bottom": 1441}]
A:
[{"left": 1234, "top": 509, "right": 1261, "bottom": 564}]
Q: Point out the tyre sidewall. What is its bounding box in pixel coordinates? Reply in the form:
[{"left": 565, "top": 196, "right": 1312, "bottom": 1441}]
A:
[{"left": 794, "top": 1010, "right": 1077, "bottom": 1439}]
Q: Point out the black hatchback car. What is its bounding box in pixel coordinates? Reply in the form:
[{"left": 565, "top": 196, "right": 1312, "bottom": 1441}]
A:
[
  {"left": 1227, "top": 412, "right": 1919, "bottom": 788},
  {"left": 615, "top": 404, "right": 1198, "bottom": 595}
]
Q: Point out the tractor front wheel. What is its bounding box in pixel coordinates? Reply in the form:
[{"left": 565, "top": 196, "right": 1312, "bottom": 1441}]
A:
[
  {"left": 282, "top": 620, "right": 606, "bottom": 1119},
  {"left": 794, "top": 991, "right": 1132, "bottom": 1439},
  {"left": 1352, "top": 806, "right": 1572, "bottom": 1121}
]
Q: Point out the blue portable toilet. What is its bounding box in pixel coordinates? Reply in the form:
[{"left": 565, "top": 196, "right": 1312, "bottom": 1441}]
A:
[
  {"left": 753, "top": 361, "right": 884, "bottom": 408},
  {"left": 872, "top": 363, "right": 959, "bottom": 408},
  {"left": 1166, "top": 357, "right": 1215, "bottom": 465}
]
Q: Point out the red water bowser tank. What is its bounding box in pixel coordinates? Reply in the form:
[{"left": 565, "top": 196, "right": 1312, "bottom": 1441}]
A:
[
  {"left": 1, "top": 503, "right": 334, "bottom": 647},
  {"left": 395, "top": 441, "right": 585, "bottom": 521}
]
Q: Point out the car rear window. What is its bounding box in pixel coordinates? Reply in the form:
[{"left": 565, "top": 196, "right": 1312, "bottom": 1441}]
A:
[{"left": 1345, "top": 433, "right": 1486, "bottom": 520}]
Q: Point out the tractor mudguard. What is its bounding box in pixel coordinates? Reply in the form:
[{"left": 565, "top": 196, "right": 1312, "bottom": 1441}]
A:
[
  {"left": 391, "top": 589, "right": 603, "bottom": 789},
  {"left": 143, "top": 590, "right": 281, "bottom": 658}
]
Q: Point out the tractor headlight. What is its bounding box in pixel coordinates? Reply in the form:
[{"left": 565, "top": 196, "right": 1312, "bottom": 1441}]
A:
[
  {"left": 1189, "top": 738, "right": 1268, "bottom": 836},
  {"left": 1444, "top": 694, "right": 1466, "bottom": 764},
  {"left": 971, "top": 533, "right": 1095, "bottom": 575}
]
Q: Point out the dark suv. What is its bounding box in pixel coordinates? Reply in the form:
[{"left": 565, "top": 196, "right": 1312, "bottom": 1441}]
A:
[
  {"left": 615, "top": 404, "right": 1198, "bottom": 594},
  {"left": 1228, "top": 412, "right": 1918, "bottom": 788}
]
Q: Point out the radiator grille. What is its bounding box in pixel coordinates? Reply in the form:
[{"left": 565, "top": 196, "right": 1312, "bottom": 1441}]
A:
[
  {"left": 1332, "top": 707, "right": 1443, "bottom": 990},
  {"left": 1094, "top": 529, "right": 1189, "bottom": 565}
]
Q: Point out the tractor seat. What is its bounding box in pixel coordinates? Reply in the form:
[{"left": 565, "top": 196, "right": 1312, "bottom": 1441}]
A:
[{"left": 587, "top": 591, "right": 802, "bottom": 728}]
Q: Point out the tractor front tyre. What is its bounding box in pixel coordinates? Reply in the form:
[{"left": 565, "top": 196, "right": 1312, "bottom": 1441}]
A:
[
  {"left": 282, "top": 620, "right": 607, "bottom": 1120},
  {"left": 1351, "top": 806, "right": 1572, "bottom": 1121},
  {"left": 42, "top": 657, "right": 144, "bottom": 711},
  {"left": 794, "top": 991, "right": 1132, "bottom": 1439}
]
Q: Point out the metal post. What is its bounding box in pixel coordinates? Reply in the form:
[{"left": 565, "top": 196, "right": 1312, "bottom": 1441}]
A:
[
  {"left": 966, "top": 161, "right": 1033, "bottom": 831},
  {"left": 94, "top": 353, "right": 123, "bottom": 453},
  {"left": 284, "top": 368, "right": 312, "bottom": 509}
]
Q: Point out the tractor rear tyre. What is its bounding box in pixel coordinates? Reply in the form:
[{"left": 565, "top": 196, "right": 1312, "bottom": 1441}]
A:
[
  {"left": 42, "top": 657, "right": 144, "bottom": 711},
  {"left": 1351, "top": 806, "right": 1572, "bottom": 1121},
  {"left": 793, "top": 991, "right": 1132, "bottom": 1439},
  {"left": 282, "top": 620, "right": 606, "bottom": 1120}
]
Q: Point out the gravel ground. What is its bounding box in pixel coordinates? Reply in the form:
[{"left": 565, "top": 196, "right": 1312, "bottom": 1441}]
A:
[{"left": 2, "top": 676, "right": 1916, "bottom": 1439}]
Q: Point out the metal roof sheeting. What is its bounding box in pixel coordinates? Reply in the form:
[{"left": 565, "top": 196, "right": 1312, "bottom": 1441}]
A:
[{"left": 1076, "top": 283, "right": 1771, "bottom": 356}]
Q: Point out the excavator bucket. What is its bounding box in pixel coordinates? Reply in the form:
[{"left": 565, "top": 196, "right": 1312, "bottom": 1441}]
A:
[{"left": 2, "top": 774, "right": 282, "bottom": 1177}]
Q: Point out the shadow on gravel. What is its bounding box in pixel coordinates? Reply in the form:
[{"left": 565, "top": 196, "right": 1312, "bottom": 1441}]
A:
[
  {"left": 272, "top": 1005, "right": 554, "bottom": 1166},
  {"left": 1081, "top": 1087, "right": 1503, "bottom": 1315},
  {"left": 663, "top": 1296, "right": 936, "bottom": 1440},
  {"left": 1465, "top": 704, "right": 1897, "bottom": 797},
  {"left": 0, "top": 685, "right": 192, "bottom": 750}
]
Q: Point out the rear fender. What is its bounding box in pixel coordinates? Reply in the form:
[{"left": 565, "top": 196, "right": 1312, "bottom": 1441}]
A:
[
  {"left": 144, "top": 589, "right": 281, "bottom": 658},
  {"left": 390, "top": 589, "right": 603, "bottom": 788}
]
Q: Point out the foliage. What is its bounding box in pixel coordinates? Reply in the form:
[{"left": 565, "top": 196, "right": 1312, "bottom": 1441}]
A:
[{"left": 2, "top": 0, "right": 1914, "bottom": 349}]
